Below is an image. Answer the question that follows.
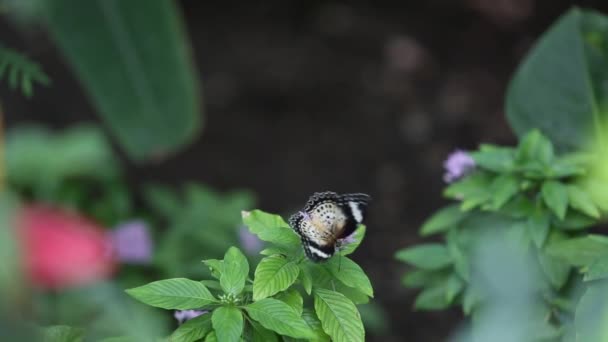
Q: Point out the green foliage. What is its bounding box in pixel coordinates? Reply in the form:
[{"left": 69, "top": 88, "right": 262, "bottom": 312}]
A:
[
  {"left": 398, "top": 7, "right": 608, "bottom": 341},
  {"left": 40, "top": 325, "right": 84, "bottom": 342},
  {"left": 0, "top": 44, "right": 49, "bottom": 97},
  {"left": 128, "top": 210, "right": 372, "bottom": 341},
  {"left": 506, "top": 8, "right": 608, "bottom": 153},
  {"left": 45, "top": 0, "right": 202, "bottom": 162}
]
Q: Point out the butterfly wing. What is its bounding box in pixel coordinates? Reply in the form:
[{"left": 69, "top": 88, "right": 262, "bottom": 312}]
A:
[
  {"left": 335, "top": 192, "right": 371, "bottom": 239},
  {"left": 289, "top": 211, "right": 336, "bottom": 262}
]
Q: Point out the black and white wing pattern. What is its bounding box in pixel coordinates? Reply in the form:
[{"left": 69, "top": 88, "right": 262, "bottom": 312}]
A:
[{"left": 289, "top": 191, "right": 371, "bottom": 262}]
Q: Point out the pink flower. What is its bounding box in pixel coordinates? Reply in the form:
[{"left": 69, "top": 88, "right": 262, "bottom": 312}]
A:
[{"left": 17, "top": 205, "right": 116, "bottom": 289}]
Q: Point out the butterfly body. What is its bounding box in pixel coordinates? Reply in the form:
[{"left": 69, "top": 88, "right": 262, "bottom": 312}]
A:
[{"left": 289, "top": 191, "right": 370, "bottom": 262}]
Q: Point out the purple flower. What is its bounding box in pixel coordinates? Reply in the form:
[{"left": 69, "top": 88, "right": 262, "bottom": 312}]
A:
[
  {"left": 443, "top": 149, "right": 476, "bottom": 183},
  {"left": 110, "top": 220, "right": 153, "bottom": 264},
  {"left": 239, "top": 226, "right": 263, "bottom": 254},
  {"left": 174, "top": 310, "right": 207, "bottom": 324}
]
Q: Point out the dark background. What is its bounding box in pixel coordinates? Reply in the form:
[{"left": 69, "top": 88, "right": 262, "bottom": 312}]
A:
[{"left": 3, "top": 1, "right": 608, "bottom": 341}]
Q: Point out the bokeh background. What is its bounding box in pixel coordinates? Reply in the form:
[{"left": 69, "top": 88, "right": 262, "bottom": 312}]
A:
[{"left": 3, "top": 1, "right": 608, "bottom": 340}]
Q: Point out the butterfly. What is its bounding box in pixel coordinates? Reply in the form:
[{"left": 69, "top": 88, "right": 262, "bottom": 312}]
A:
[{"left": 288, "top": 191, "right": 371, "bottom": 262}]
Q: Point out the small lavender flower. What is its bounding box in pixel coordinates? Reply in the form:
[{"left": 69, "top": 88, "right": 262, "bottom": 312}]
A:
[
  {"left": 238, "top": 226, "right": 263, "bottom": 254},
  {"left": 443, "top": 149, "right": 476, "bottom": 183},
  {"left": 110, "top": 220, "right": 153, "bottom": 264},
  {"left": 174, "top": 310, "right": 207, "bottom": 324}
]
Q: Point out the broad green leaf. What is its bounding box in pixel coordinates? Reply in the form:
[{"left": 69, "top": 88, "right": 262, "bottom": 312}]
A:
[
  {"left": 126, "top": 278, "right": 216, "bottom": 310},
  {"left": 260, "top": 247, "right": 288, "bottom": 256},
  {"left": 45, "top": 0, "right": 202, "bottom": 161},
  {"left": 527, "top": 208, "right": 551, "bottom": 248},
  {"left": 339, "top": 225, "right": 366, "bottom": 256},
  {"left": 41, "top": 325, "right": 84, "bottom": 342},
  {"left": 462, "top": 287, "right": 481, "bottom": 315},
  {"left": 323, "top": 257, "right": 373, "bottom": 297},
  {"left": 575, "top": 280, "right": 608, "bottom": 341},
  {"left": 568, "top": 184, "right": 600, "bottom": 218},
  {"left": 199, "top": 280, "right": 222, "bottom": 291},
  {"left": 506, "top": 9, "right": 607, "bottom": 152},
  {"left": 170, "top": 313, "right": 212, "bottom": 342},
  {"left": 470, "top": 144, "right": 516, "bottom": 172},
  {"left": 420, "top": 205, "right": 467, "bottom": 236},
  {"left": 220, "top": 247, "right": 249, "bottom": 295},
  {"left": 242, "top": 210, "right": 300, "bottom": 248},
  {"left": 253, "top": 255, "right": 299, "bottom": 300},
  {"left": 542, "top": 181, "right": 569, "bottom": 220},
  {"left": 414, "top": 285, "right": 450, "bottom": 310},
  {"left": 245, "top": 298, "right": 313, "bottom": 339},
  {"left": 395, "top": 244, "right": 452, "bottom": 270},
  {"left": 314, "top": 289, "right": 364, "bottom": 342},
  {"left": 585, "top": 258, "right": 608, "bottom": 281},
  {"left": 489, "top": 174, "right": 520, "bottom": 210},
  {"left": 547, "top": 235, "right": 608, "bottom": 266},
  {"left": 212, "top": 306, "right": 243, "bottom": 342},
  {"left": 276, "top": 288, "right": 304, "bottom": 316}
]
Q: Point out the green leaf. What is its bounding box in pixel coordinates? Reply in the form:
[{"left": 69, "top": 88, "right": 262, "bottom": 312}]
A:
[
  {"left": 527, "top": 208, "right": 551, "bottom": 248},
  {"left": 547, "top": 234, "right": 608, "bottom": 266},
  {"left": 575, "top": 280, "right": 608, "bottom": 341},
  {"left": 445, "top": 274, "right": 464, "bottom": 303},
  {"left": 275, "top": 288, "right": 304, "bottom": 316},
  {"left": 204, "top": 331, "right": 217, "bottom": 342},
  {"left": 126, "top": 278, "right": 216, "bottom": 310},
  {"left": 313, "top": 289, "right": 364, "bottom": 342},
  {"left": 301, "top": 309, "right": 332, "bottom": 342},
  {"left": 212, "top": 306, "right": 243, "bottom": 342},
  {"left": 245, "top": 298, "right": 313, "bottom": 339},
  {"left": 542, "top": 181, "right": 569, "bottom": 220},
  {"left": 585, "top": 258, "right": 608, "bottom": 281},
  {"left": 470, "top": 144, "right": 516, "bottom": 172},
  {"left": 401, "top": 269, "right": 447, "bottom": 289},
  {"left": 538, "top": 232, "right": 570, "bottom": 289},
  {"left": 202, "top": 259, "right": 223, "bottom": 280},
  {"left": 220, "top": 247, "right": 249, "bottom": 295},
  {"left": 249, "top": 320, "right": 279, "bottom": 342},
  {"left": 170, "top": 313, "right": 212, "bottom": 342},
  {"left": 323, "top": 257, "right": 373, "bottom": 298},
  {"left": 462, "top": 287, "right": 481, "bottom": 315},
  {"left": 339, "top": 225, "right": 366, "bottom": 256},
  {"left": 506, "top": 9, "right": 607, "bottom": 152},
  {"left": 41, "top": 325, "right": 84, "bottom": 342},
  {"left": 444, "top": 173, "right": 492, "bottom": 210},
  {"left": 299, "top": 264, "right": 313, "bottom": 295},
  {"left": 516, "top": 129, "right": 554, "bottom": 165},
  {"left": 253, "top": 255, "right": 300, "bottom": 301},
  {"left": 553, "top": 211, "right": 597, "bottom": 230},
  {"left": 242, "top": 210, "right": 300, "bottom": 248},
  {"left": 420, "top": 205, "right": 467, "bottom": 236},
  {"left": 414, "top": 286, "right": 448, "bottom": 310},
  {"left": 45, "top": 0, "right": 202, "bottom": 161},
  {"left": 395, "top": 244, "right": 452, "bottom": 270},
  {"left": 568, "top": 184, "right": 600, "bottom": 218},
  {"left": 489, "top": 174, "right": 520, "bottom": 210}
]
